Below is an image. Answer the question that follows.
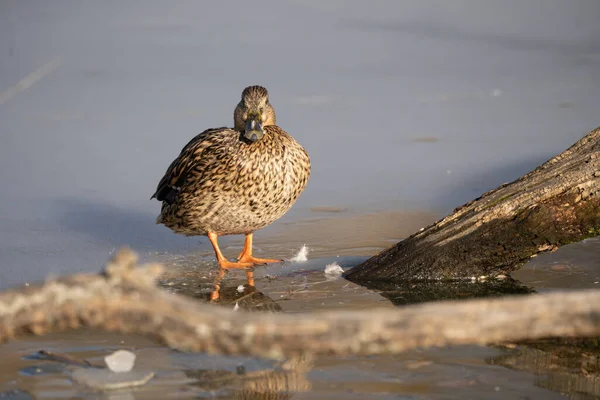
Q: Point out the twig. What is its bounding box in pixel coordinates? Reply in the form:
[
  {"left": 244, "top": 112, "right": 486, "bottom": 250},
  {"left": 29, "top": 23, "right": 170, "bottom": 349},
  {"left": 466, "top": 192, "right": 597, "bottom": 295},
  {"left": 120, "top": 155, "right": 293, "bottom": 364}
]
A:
[{"left": 37, "top": 350, "right": 101, "bottom": 369}]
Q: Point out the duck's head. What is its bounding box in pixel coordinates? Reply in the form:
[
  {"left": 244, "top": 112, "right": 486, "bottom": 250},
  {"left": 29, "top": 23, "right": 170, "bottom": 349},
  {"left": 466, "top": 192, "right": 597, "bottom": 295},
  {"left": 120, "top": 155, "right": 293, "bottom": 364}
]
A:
[{"left": 234, "top": 85, "right": 276, "bottom": 142}]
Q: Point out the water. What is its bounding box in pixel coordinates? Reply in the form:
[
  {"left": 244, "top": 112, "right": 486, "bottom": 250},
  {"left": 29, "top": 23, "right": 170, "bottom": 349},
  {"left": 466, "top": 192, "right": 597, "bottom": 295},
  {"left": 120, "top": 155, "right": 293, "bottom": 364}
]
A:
[
  {"left": 1, "top": 1, "right": 600, "bottom": 398},
  {"left": 1, "top": 240, "right": 598, "bottom": 399}
]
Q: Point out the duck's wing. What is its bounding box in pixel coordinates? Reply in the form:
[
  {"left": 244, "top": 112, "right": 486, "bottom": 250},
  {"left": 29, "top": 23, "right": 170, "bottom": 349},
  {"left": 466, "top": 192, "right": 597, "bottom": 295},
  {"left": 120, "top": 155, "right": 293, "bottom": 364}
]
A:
[{"left": 151, "top": 127, "right": 230, "bottom": 205}]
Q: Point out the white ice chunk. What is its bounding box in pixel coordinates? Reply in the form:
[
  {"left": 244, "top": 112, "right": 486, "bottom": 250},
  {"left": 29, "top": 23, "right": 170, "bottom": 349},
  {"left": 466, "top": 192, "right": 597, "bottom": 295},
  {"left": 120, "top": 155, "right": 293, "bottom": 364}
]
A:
[
  {"left": 72, "top": 369, "right": 154, "bottom": 390},
  {"left": 105, "top": 350, "right": 136, "bottom": 373},
  {"left": 324, "top": 262, "right": 344, "bottom": 277}
]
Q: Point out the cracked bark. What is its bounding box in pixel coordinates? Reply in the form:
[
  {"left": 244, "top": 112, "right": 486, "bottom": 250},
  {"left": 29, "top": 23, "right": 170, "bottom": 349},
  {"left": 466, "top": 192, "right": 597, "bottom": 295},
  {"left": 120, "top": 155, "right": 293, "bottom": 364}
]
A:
[{"left": 344, "top": 125, "right": 600, "bottom": 282}]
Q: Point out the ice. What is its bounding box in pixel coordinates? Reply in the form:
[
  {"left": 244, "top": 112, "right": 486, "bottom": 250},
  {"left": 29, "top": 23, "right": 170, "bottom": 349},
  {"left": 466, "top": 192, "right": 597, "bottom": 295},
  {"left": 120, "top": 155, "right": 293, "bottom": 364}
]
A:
[
  {"left": 71, "top": 369, "right": 154, "bottom": 391},
  {"left": 104, "top": 350, "right": 136, "bottom": 373},
  {"left": 324, "top": 262, "right": 344, "bottom": 277}
]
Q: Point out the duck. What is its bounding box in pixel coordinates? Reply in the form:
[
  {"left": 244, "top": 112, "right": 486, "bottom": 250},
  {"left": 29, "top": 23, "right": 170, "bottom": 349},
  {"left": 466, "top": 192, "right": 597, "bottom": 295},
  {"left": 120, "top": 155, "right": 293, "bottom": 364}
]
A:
[{"left": 152, "top": 85, "right": 311, "bottom": 279}]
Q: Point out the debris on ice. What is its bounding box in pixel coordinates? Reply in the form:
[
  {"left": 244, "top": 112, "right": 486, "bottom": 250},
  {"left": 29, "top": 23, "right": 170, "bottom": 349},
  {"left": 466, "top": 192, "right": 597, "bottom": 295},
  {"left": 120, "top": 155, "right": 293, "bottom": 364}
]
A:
[
  {"left": 291, "top": 245, "right": 309, "bottom": 262},
  {"left": 324, "top": 262, "right": 344, "bottom": 277},
  {"left": 104, "top": 350, "right": 136, "bottom": 373}
]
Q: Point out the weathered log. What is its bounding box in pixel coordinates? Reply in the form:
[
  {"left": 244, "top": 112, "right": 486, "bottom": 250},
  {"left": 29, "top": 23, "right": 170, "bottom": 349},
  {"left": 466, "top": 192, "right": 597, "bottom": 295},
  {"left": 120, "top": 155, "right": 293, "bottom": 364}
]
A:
[
  {"left": 0, "top": 248, "right": 599, "bottom": 360},
  {"left": 344, "top": 125, "right": 600, "bottom": 282}
]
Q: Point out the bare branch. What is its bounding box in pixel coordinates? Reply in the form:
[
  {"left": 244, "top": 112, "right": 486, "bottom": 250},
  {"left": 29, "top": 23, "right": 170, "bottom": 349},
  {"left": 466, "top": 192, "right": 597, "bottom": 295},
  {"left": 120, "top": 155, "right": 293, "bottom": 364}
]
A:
[{"left": 0, "top": 248, "right": 599, "bottom": 360}]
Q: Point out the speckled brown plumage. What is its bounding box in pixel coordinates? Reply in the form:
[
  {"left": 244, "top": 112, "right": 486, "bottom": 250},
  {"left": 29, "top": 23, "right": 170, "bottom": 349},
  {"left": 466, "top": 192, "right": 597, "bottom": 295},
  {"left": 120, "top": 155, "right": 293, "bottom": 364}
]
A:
[
  {"left": 153, "top": 124, "right": 309, "bottom": 235},
  {"left": 151, "top": 86, "right": 310, "bottom": 295}
]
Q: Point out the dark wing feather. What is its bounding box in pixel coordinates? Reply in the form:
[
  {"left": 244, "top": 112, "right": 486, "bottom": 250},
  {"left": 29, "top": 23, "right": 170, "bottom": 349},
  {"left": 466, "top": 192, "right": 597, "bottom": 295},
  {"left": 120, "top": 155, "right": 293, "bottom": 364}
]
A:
[{"left": 151, "top": 127, "right": 229, "bottom": 204}]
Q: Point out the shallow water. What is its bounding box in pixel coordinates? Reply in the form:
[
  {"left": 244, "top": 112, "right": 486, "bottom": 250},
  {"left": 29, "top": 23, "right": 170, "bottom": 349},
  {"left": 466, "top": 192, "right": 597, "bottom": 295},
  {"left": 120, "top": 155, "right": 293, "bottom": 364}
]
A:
[
  {"left": 1, "top": 226, "right": 599, "bottom": 399},
  {"left": 1, "top": 1, "right": 600, "bottom": 398},
  {"left": 1, "top": 0, "right": 600, "bottom": 287}
]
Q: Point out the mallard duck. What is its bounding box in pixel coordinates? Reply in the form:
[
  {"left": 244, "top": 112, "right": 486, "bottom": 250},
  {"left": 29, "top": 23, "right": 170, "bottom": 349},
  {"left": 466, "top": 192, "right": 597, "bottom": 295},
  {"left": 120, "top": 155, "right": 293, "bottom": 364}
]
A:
[{"left": 152, "top": 85, "right": 311, "bottom": 273}]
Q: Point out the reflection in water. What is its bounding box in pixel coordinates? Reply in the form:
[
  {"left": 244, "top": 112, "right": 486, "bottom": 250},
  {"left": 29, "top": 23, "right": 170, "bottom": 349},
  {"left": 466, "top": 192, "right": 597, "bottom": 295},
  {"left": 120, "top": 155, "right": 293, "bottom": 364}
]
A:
[
  {"left": 488, "top": 338, "right": 600, "bottom": 398},
  {"left": 210, "top": 268, "right": 256, "bottom": 303},
  {"left": 210, "top": 280, "right": 284, "bottom": 313},
  {"left": 185, "top": 355, "right": 312, "bottom": 399},
  {"left": 160, "top": 270, "right": 307, "bottom": 398},
  {"left": 161, "top": 271, "right": 284, "bottom": 313},
  {"left": 359, "top": 278, "right": 535, "bottom": 306},
  {"left": 156, "top": 253, "right": 599, "bottom": 399},
  {"left": 1, "top": 257, "right": 598, "bottom": 399},
  {"left": 157, "top": 274, "right": 307, "bottom": 398},
  {"left": 0, "top": 389, "right": 34, "bottom": 400}
]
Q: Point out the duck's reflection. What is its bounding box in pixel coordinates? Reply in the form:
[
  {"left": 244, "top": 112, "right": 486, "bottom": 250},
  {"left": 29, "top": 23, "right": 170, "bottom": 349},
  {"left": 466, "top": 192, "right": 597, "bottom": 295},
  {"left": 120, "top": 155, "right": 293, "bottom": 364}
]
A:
[
  {"left": 212, "top": 276, "right": 283, "bottom": 313},
  {"left": 210, "top": 267, "right": 256, "bottom": 302},
  {"left": 160, "top": 268, "right": 282, "bottom": 313}
]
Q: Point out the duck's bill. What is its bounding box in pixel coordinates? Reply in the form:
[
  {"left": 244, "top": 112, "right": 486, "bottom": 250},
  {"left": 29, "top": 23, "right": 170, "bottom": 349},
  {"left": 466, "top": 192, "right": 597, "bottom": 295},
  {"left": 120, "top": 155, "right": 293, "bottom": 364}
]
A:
[{"left": 244, "top": 118, "right": 264, "bottom": 142}]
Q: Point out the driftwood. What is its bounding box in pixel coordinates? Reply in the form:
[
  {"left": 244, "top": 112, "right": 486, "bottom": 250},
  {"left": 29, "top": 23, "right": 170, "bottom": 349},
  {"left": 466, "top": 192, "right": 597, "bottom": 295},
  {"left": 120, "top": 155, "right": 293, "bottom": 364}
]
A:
[
  {"left": 0, "top": 248, "right": 599, "bottom": 360},
  {"left": 345, "top": 125, "right": 600, "bottom": 282}
]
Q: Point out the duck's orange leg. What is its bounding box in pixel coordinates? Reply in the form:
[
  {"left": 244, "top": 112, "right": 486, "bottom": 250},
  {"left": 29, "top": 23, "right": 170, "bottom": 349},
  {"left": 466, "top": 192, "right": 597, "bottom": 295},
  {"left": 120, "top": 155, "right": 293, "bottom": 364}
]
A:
[
  {"left": 208, "top": 232, "right": 254, "bottom": 269},
  {"left": 237, "top": 233, "right": 283, "bottom": 265},
  {"left": 208, "top": 232, "right": 256, "bottom": 301}
]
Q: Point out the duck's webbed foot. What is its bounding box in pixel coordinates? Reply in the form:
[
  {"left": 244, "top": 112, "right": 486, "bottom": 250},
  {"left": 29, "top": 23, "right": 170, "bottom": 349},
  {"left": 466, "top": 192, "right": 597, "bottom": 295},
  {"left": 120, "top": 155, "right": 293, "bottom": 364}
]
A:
[
  {"left": 236, "top": 233, "right": 284, "bottom": 265},
  {"left": 237, "top": 255, "right": 283, "bottom": 265},
  {"left": 217, "top": 259, "right": 255, "bottom": 269}
]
